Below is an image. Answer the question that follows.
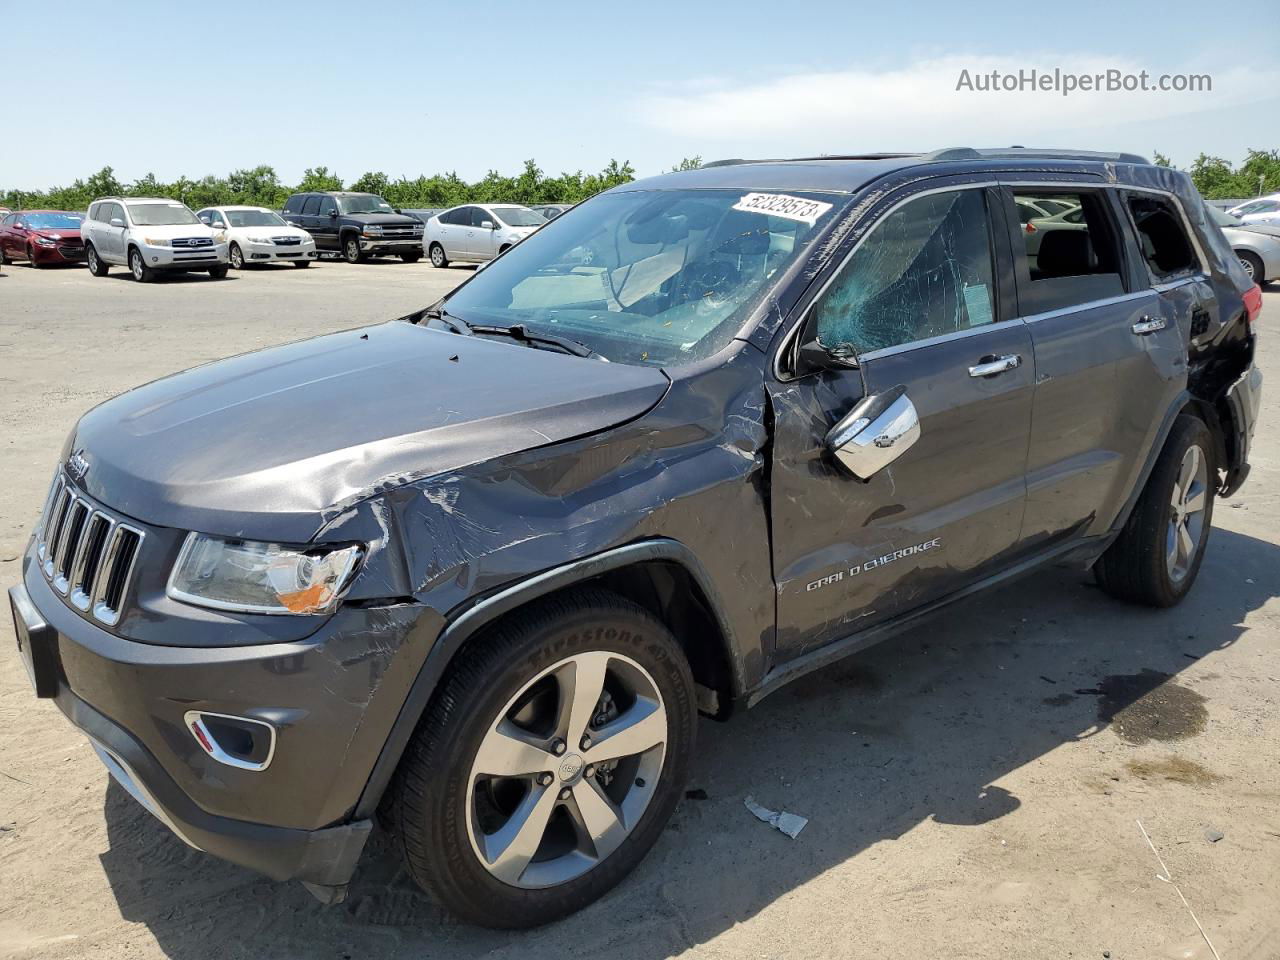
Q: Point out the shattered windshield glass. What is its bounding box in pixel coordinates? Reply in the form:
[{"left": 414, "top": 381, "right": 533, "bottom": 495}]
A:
[
  {"left": 439, "top": 188, "right": 842, "bottom": 366},
  {"left": 811, "top": 189, "right": 996, "bottom": 354}
]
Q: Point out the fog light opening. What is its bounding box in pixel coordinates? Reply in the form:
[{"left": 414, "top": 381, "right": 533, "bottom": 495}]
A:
[{"left": 184, "top": 711, "right": 277, "bottom": 772}]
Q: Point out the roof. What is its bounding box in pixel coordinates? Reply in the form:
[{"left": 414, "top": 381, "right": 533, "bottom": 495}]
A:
[
  {"left": 621, "top": 147, "right": 1159, "bottom": 195},
  {"left": 203, "top": 205, "right": 271, "bottom": 212}
]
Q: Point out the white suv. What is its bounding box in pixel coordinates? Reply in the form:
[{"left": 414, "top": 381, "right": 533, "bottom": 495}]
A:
[{"left": 83, "top": 197, "right": 229, "bottom": 282}]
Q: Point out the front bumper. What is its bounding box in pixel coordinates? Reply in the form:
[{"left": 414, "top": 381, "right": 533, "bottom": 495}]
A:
[
  {"left": 139, "top": 242, "right": 229, "bottom": 269},
  {"left": 11, "top": 534, "right": 438, "bottom": 889},
  {"left": 359, "top": 236, "right": 422, "bottom": 254},
  {"left": 29, "top": 241, "right": 85, "bottom": 264},
  {"left": 242, "top": 240, "right": 318, "bottom": 263}
]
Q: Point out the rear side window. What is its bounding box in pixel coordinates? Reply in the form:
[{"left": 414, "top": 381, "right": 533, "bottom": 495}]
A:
[
  {"left": 442, "top": 207, "right": 469, "bottom": 225},
  {"left": 811, "top": 188, "right": 997, "bottom": 354},
  {"left": 301, "top": 196, "right": 321, "bottom": 216},
  {"left": 1126, "top": 195, "right": 1198, "bottom": 281},
  {"left": 1011, "top": 190, "right": 1125, "bottom": 313}
]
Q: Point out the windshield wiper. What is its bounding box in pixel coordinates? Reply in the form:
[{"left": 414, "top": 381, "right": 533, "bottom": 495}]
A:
[
  {"left": 420, "top": 306, "right": 473, "bottom": 336},
  {"left": 470, "top": 323, "right": 607, "bottom": 361}
]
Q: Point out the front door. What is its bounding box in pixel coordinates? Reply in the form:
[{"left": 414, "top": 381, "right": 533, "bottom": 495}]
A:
[
  {"left": 769, "top": 184, "right": 1034, "bottom": 661},
  {"left": 315, "top": 195, "right": 339, "bottom": 250},
  {"left": 99, "top": 203, "right": 128, "bottom": 262}
]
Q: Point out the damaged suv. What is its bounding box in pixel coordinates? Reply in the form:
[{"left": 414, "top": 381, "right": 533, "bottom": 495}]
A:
[{"left": 10, "top": 148, "right": 1263, "bottom": 928}]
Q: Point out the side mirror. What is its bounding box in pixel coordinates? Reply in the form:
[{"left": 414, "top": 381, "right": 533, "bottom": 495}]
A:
[
  {"left": 798, "top": 337, "right": 859, "bottom": 372},
  {"left": 328, "top": 209, "right": 338, "bottom": 218},
  {"left": 109, "top": 218, "right": 125, "bottom": 228},
  {"left": 481, "top": 220, "right": 496, "bottom": 230},
  {"left": 824, "top": 386, "right": 920, "bottom": 480}
]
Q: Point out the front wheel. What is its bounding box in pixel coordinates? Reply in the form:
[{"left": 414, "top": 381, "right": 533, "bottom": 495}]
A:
[
  {"left": 292, "top": 259, "right": 312, "bottom": 268},
  {"left": 86, "top": 245, "right": 109, "bottom": 277},
  {"left": 128, "top": 247, "right": 153, "bottom": 283},
  {"left": 1237, "top": 251, "right": 1264, "bottom": 284},
  {"left": 342, "top": 235, "right": 364, "bottom": 264},
  {"left": 28, "top": 246, "right": 45, "bottom": 268},
  {"left": 429, "top": 242, "right": 448, "bottom": 268},
  {"left": 386, "top": 588, "right": 695, "bottom": 928},
  {"left": 1095, "top": 414, "right": 1215, "bottom": 607},
  {"left": 228, "top": 243, "right": 245, "bottom": 269},
  {"left": 208, "top": 264, "right": 229, "bottom": 279},
  {"left": 400, "top": 251, "right": 422, "bottom": 263}
]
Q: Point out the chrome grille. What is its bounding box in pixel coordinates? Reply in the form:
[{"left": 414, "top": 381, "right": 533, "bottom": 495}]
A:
[
  {"left": 35, "top": 473, "right": 145, "bottom": 627},
  {"left": 171, "top": 237, "right": 214, "bottom": 248}
]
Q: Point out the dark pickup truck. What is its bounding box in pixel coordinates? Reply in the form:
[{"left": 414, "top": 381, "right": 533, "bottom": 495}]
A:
[
  {"left": 282, "top": 191, "right": 423, "bottom": 263},
  {"left": 11, "top": 148, "right": 1263, "bottom": 930}
]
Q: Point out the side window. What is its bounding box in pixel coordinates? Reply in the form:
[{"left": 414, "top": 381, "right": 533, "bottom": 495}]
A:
[
  {"left": 0, "top": 214, "right": 13, "bottom": 227},
  {"left": 1012, "top": 190, "right": 1124, "bottom": 313},
  {"left": 301, "top": 196, "right": 321, "bottom": 216},
  {"left": 1126, "top": 195, "right": 1198, "bottom": 281},
  {"left": 446, "top": 207, "right": 471, "bottom": 226},
  {"left": 811, "top": 189, "right": 997, "bottom": 354},
  {"left": 472, "top": 207, "right": 493, "bottom": 226},
  {"left": 317, "top": 196, "right": 337, "bottom": 217},
  {"left": 103, "top": 203, "right": 122, "bottom": 224},
  {"left": 283, "top": 195, "right": 302, "bottom": 215},
  {"left": 209, "top": 211, "right": 226, "bottom": 227}
]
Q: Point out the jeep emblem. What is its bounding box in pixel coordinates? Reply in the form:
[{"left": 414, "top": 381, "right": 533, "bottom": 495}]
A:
[{"left": 67, "top": 452, "right": 90, "bottom": 481}]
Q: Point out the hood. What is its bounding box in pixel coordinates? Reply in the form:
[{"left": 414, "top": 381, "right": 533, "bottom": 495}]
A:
[
  {"left": 33, "top": 228, "right": 82, "bottom": 241},
  {"left": 1238, "top": 222, "right": 1280, "bottom": 240},
  {"left": 134, "top": 222, "right": 217, "bottom": 240},
  {"left": 344, "top": 212, "right": 419, "bottom": 227},
  {"left": 67, "top": 322, "right": 669, "bottom": 541}
]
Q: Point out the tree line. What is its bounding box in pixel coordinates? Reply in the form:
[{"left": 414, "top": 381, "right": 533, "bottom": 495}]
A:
[
  {"left": 0, "top": 159, "right": 644, "bottom": 212},
  {"left": 1152, "top": 149, "right": 1279, "bottom": 200}
]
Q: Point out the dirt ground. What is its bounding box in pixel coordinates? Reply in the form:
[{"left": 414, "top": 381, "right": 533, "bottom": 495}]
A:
[{"left": 1, "top": 261, "right": 1277, "bottom": 960}]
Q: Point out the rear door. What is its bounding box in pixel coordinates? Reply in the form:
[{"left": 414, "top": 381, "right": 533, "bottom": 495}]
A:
[
  {"left": 1006, "top": 185, "right": 1186, "bottom": 547},
  {"left": 442, "top": 207, "right": 471, "bottom": 258},
  {"left": 769, "top": 183, "right": 1034, "bottom": 660}
]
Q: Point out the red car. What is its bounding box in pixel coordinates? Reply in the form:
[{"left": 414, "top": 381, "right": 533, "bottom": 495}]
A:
[{"left": 0, "top": 210, "right": 87, "bottom": 267}]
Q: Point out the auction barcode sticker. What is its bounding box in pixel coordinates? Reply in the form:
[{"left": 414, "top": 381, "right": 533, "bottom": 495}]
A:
[{"left": 732, "top": 192, "right": 833, "bottom": 224}]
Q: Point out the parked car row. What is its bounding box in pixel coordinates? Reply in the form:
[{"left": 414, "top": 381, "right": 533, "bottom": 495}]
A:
[{"left": 1, "top": 191, "right": 574, "bottom": 280}]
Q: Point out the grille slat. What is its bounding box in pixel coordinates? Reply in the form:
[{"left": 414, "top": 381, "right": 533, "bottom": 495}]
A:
[{"left": 35, "top": 471, "right": 146, "bottom": 627}]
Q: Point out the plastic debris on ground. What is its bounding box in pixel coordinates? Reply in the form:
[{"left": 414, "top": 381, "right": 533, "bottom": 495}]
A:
[{"left": 743, "top": 795, "right": 808, "bottom": 839}]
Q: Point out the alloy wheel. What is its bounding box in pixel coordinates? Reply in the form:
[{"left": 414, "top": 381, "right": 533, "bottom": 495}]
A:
[
  {"left": 465, "top": 650, "right": 667, "bottom": 889},
  {"left": 130, "top": 251, "right": 144, "bottom": 280},
  {"left": 431, "top": 245, "right": 445, "bottom": 267},
  {"left": 345, "top": 238, "right": 360, "bottom": 263},
  {"left": 1167, "top": 444, "right": 1208, "bottom": 582},
  {"left": 1239, "top": 256, "right": 1256, "bottom": 280},
  {"left": 229, "top": 243, "right": 244, "bottom": 269}
]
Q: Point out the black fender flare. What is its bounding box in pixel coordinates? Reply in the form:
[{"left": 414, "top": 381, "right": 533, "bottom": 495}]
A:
[
  {"left": 1107, "top": 388, "right": 1199, "bottom": 539},
  {"left": 352, "top": 538, "right": 741, "bottom": 819}
]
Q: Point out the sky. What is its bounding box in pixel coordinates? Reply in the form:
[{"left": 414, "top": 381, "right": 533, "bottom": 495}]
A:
[{"left": 3, "top": 0, "right": 1278, "bottom": 192}]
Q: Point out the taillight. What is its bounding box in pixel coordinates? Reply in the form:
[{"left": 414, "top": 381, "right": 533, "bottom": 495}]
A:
[
  {"left": 1243, "top": 284, "right": 1263, "bottom": 329},
  {"left": 1024, "top": 222, "right": 1037, "bottom": 234}
]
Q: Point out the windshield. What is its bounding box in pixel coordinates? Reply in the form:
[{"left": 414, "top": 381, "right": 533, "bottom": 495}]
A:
[
  {"left": 25, "top": 213, "right": 83, "bottom": 230},
  {"left": 338, "top": 194, "right": 395, "bottom": 215},
  {"left": 128, "top": 202, "right": 199, "bottom": 226},
  {"left": 227, "top": 209, "right": 288, "bottom": 228},
  {"left": 1207, "top": 205, "right": 1242, "bottom": 227},
  {"left": 441, "top": 188, "right": 842, "bottom": 366},
  {"left": 493, "top": 207, "right": 547, "bottom": 227}
]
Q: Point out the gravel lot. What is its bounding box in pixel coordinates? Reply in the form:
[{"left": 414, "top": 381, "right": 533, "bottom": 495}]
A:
[{"left": 1, "top": 262, "right": 1278, "bottom": 960}]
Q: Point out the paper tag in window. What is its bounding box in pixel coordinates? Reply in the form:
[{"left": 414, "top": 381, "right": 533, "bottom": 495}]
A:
[
  {"left": 732, "top": 193, "right": 833, "bottom": 224},
  {"left": 963, "top": 283, "right": 994, "bottom": 327}
]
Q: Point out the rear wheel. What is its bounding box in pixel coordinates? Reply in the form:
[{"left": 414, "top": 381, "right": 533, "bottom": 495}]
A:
[
  {"left": 1237, "top": 251, "right": 1264, "bottom": 284},
  {"left": 228, "top": 242, "right": 245, "bottom": 269},
  {"left": 128, "top": 247, "right": 153, "bottom": 283},
  {"left": 1095, "top": 414, "right": 1215, "bottom": 607},
  {"left": 429, "top": 243, "right": 448, "bottom": 268},
  {"left": 342, "top": 234, "right": 364, "bottom": 264},
  {"left": 86, "top": 244, "right": 109, "bottom": 277},
  {"left": 386, "top": 588, "right": 695, "bottom": 928}
]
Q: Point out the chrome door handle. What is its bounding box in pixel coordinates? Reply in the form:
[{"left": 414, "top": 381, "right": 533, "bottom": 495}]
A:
[
  {"left": 968, "top": 354, "right": 1022, "bottom": 378},
  {"left": 1132, "top": 316, "right": 1168, "bottom": 335}
]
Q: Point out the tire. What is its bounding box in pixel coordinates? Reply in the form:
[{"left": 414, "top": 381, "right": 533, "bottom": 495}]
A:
[
  {"left": 128, "top": 247, "right": 153, "bottom": 283},
  {"left": 228, "top": 243, "right": 245, "bottom": 270},
  {"left": 208, "top": 264, "right": 229, "bottom": 279},
  {"left": 86, "top": 244, "right": 109, "bottom": 277},
  {"left": 292, "top": 260, "right": 311, "bottom": 268},
  {"left": 1237, "top": 251, "right": 1264, "bottom": 284},
  {"left": 27, "top": 245, "right": 45, "bottom": 268},
  {"left": 400, "top": 251, "right": 422, "bottom": 263},
  {"left": 0, "top": 245, "right": 9, "bottom": 265},
  {"left": 498, "top": 244, "right": 511, "bottom": 256},
  {"left": 342, "top": 234, "right": 365, "bottom": 264},
  {"left": 386, "top": 588, "right": 695, "bottom": 928},
  {"left": 429, "top": 242, "right": 448, "bottom": 268},
  {"left": 1095, "top": 414, "right": 1215, "bottom": 607}
]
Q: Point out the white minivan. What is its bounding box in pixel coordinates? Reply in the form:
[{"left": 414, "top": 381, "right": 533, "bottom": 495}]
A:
[
  {"left": 83, "top": 197, "right": 229, "bottom": 282},
  {"left": 424, "top": 203, "right": 546, "bottom": 267}
]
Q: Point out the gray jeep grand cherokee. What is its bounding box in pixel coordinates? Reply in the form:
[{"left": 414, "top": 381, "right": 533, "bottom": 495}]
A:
[{"left": 10, "top": 148, "right": 1263, "bottom": 928}]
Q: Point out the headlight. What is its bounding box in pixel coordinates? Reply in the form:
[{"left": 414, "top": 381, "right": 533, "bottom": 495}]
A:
[
  {"left": 142, "top": 237, "right": 171, "bottom": 247},
  {"left": 362, "top": 225, "right": 384, "bottom": 236},
  {"left": 167, "top": 533, "right": 363, "bottom": 615},
  {"left": 35, "top": 236, "right": 57, "bottom": 246}
]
